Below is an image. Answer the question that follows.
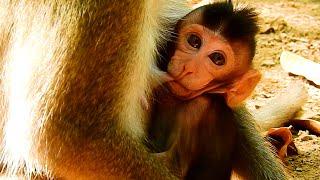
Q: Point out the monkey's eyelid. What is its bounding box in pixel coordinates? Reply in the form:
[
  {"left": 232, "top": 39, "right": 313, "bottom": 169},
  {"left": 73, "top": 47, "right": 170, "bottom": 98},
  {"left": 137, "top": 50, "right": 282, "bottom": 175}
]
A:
[
  {"left": 208, "top": 51, "right": 226, "bottom": 66},
  {"left": 186, "top": 33, "right": 202, "bottom": 49}
]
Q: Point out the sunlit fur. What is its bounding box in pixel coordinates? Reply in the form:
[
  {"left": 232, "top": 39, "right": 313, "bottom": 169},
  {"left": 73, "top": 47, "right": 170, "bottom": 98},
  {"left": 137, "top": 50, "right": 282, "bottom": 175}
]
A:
[
  {"left": 0, "top": 0, "right": 306, "bottom": 179},
  {"left": 0, "top": 0, "right": 189, "bottom": 178}
]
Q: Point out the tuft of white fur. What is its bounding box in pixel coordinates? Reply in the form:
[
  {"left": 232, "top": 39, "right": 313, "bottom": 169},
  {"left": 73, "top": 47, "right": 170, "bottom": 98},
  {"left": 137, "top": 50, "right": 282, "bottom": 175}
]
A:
[
  {"left": 119, "top": 0, "right": 191, "bottom": 138},
  {"left": 192, "top": 0, "right": 214, "bottom": 9}
]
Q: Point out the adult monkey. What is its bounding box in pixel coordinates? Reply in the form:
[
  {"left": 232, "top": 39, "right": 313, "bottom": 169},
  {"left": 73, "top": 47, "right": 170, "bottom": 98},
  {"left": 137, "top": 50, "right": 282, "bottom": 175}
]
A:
[
  {"left": 0, "top": 0, "right": 190, "bottom": 179},
  {"left": 0, "top": 0, "right": 306, "bottom": 179}
]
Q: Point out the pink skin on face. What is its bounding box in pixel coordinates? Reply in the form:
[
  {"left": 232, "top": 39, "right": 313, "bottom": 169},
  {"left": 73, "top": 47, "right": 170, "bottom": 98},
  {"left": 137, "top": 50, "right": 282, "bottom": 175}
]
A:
[{"left": 165, "top": 24, "right": 240, "bottom": 100}]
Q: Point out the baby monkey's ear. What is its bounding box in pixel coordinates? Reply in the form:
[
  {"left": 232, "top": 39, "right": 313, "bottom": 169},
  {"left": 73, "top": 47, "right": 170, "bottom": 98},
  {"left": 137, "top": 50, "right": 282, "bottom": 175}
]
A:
[{"left": 224, "top": 69, "right": 261, "bottom": 108}]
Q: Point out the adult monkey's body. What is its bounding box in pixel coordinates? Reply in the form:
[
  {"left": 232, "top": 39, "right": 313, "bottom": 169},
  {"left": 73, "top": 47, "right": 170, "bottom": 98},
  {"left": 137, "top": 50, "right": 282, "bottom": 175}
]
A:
[
  {"left": 0, "top": 0, "right": 305, "bottom": 179},
  {"left": 0, "top": 0, "right": 189, "bottom": 179}
]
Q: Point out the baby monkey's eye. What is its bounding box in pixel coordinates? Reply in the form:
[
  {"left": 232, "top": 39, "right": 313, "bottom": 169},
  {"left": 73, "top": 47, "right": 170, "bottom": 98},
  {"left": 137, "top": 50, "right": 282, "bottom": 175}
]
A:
[
  {"left": 187, "top": 34, "right": 202, "bottom": 49},
  {"left": 209, "top": 52, "right": 226, "bottom": 66}
]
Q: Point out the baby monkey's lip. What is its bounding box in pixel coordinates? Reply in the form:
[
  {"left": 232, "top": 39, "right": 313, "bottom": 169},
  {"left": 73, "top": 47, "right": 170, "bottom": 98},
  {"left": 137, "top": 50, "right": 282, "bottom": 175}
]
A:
[{"left": 166, "top": 80, "right": 227, "bottom": 100}]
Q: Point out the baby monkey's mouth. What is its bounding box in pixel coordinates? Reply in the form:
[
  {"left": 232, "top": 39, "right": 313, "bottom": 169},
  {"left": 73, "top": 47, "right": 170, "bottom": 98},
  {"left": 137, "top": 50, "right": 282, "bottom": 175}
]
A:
[
  {"left": 159, "top": 71, "right": 230, "bottom": 100},
  {"left": 165, "top": 80, "right": 228, "bottom": 100}
]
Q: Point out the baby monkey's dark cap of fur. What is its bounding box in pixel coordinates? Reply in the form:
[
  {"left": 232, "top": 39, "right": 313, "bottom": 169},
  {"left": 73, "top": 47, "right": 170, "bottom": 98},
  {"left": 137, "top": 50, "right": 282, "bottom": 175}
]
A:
[{"left": 178, "top": 2, "right": 259, "bottom": 59}]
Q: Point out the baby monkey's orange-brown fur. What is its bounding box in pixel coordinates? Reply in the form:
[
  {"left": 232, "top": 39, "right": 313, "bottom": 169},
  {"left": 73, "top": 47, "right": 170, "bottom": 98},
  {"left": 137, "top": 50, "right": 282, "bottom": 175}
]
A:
[{"left": 149, "top": 2, "right": 285, "bottom": 179}]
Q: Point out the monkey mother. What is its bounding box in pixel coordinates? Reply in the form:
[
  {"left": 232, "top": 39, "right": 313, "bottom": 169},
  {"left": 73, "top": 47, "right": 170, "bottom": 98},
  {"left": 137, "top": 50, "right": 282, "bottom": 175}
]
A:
[{"left": 0, "top": 1, "right": 286, "bottom": 179}]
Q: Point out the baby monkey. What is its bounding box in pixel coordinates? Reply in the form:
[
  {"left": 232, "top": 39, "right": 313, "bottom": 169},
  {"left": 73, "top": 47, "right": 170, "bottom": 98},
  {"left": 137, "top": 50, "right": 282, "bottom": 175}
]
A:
[{"left": 149, "top": 2, "right": 286, "bottom": 179}]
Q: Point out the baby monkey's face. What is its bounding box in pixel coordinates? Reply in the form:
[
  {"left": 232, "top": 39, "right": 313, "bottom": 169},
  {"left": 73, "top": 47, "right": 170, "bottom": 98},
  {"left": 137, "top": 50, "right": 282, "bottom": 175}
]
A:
[{"left": 166, "top": 24, "right": 251, "bottom": 102}]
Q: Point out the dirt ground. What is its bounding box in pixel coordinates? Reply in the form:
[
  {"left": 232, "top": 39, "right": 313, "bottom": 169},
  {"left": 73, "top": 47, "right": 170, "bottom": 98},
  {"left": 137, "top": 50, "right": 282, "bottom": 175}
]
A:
[{"left": 242, "top": 0, "right": 320, "bottom": 179}]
